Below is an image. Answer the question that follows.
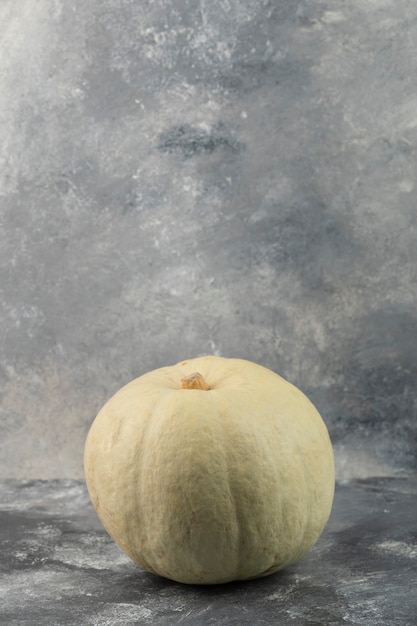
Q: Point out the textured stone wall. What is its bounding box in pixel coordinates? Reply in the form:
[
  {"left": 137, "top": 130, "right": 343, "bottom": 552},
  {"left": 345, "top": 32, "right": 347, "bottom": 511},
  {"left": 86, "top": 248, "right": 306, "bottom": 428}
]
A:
[{"left": 1, "top": 0, "right": 416, "bottom": 479}]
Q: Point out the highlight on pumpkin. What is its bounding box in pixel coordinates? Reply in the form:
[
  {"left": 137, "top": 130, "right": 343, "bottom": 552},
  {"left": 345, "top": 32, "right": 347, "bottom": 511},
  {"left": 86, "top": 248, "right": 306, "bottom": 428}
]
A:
[{"left": 180, "top": 372, "right": 210, "bottom": 391}]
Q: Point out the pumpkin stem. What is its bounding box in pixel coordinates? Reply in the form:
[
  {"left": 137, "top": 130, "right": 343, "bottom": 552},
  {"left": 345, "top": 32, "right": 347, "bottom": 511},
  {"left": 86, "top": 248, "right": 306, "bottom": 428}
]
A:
[{"left": 181, "top": 372, "right": 210, "bottom": 391}]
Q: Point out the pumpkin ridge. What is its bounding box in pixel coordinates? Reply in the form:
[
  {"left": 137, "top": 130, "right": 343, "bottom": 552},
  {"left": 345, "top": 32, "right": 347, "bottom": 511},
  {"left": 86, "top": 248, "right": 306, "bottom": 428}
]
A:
[
  {"left": 287, "top": 438, "right": 311, "bottom": 567},
  {"left": 130, "top": 390, "right": 169, "bottom": 575},
  {"left": 219, "top": 400, "right": 241, "bottom": 579}
]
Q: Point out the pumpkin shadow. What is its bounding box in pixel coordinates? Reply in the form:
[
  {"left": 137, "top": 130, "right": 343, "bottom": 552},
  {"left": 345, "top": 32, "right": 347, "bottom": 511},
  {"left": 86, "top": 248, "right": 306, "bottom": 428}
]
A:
[{"left": 137, "top": 566, "right": 292, "bottom": 596}]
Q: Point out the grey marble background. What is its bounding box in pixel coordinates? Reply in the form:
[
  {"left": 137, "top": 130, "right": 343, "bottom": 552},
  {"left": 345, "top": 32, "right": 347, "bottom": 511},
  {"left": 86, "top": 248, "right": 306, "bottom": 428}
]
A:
[{"left": 1, "top": 0, "right": 416, "bottom": 480}]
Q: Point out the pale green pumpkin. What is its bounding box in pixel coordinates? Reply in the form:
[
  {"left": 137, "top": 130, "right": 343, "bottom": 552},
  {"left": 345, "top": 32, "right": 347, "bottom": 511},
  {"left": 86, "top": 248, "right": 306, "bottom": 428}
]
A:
[{"left": 84, "top": 356, "right": 334, "bottom": 584}]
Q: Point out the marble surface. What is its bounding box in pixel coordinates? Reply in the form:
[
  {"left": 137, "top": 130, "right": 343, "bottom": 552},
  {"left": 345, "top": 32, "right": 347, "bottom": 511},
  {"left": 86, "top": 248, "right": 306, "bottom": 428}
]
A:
[
  {"left": 1, "top": 3, "right": 416, "bottom": 620},
  {"left": 1, "top": 477, "right": 416, "bottom": 625},
  {"left": 1, "top": 0, "right": 417, "bottom": 481}
]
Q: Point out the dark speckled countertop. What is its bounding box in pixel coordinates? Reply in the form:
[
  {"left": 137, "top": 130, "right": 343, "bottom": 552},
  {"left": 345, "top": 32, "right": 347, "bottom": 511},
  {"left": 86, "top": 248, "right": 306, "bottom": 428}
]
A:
[{"left": 1, "top": 477, "right": 416, "bottom": 625}]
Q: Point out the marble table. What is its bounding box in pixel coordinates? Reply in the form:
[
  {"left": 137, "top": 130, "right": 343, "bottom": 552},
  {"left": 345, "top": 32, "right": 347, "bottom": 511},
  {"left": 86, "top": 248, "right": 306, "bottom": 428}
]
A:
[{"left": 1, "top": 476, "right": 416, "bottom": 625}]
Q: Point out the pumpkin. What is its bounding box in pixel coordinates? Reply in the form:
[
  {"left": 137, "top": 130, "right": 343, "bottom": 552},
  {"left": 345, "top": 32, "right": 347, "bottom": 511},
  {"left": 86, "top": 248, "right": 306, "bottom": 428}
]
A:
[{"left": 84, "top": 356, "right": 334, "bottom": 585}]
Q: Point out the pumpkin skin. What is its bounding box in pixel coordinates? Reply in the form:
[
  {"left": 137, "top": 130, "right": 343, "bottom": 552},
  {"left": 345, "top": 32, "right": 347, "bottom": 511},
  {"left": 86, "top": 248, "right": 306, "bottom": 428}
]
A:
[{"left": 84, "top": 356, "right": 334, "bottom": 585}]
